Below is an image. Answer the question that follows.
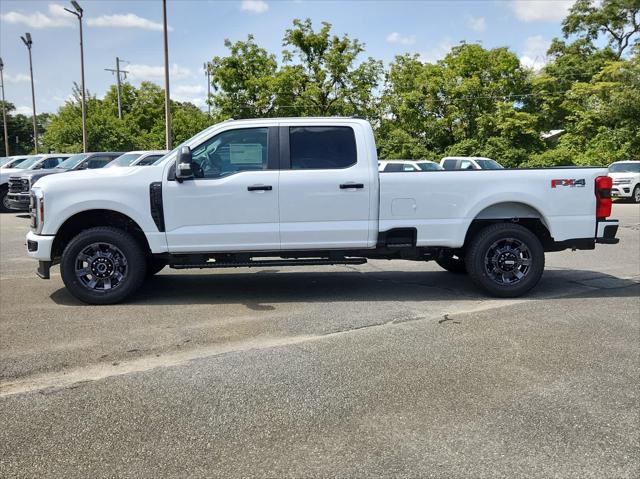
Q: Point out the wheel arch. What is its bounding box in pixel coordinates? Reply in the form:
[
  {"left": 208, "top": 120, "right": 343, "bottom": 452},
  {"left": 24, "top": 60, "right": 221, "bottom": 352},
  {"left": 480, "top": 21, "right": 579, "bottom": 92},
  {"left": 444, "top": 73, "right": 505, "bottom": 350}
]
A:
[{"left": 51, "top": 209, "right": 151, "bottom": 260}]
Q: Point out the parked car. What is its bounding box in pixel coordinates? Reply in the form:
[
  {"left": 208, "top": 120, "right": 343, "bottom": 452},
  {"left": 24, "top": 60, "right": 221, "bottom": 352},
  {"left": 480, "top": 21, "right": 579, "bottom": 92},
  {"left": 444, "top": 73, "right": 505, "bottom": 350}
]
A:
[
  {"left": 5, "top": 154, "right": 72, "bottom": 211},
  {"left": 378, "top": 160, "right": 443, "bottom": 172},
  {"left": 105, "top": 150, "right": 169, "bottom": 168},
  {"left": 608, "top": 160, "right": 640, "bottom": 203},
  {"left": 7, "top": 152, "right": 122, "bottom": 212},
  {"left": 440, "top": 156, "right": 504, "bottom": 170},
  {"left": 1, "top": 155, "right": 42, "bottom": 212},
  {"left": 26, "top": 118, "right": 618, "bottom": 304}
]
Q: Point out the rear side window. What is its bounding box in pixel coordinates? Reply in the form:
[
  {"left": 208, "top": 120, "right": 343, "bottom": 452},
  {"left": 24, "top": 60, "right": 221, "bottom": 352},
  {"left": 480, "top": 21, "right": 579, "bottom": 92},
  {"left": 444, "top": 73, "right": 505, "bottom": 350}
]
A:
[
  {"left": 87, "top": 156, "right": 115, "bottom": 169},
  {"left": 289, "top": 126, "right": 356, "bottom": 170},
  {"left": 383, "top": 163, "right": 404, "bottom": 172},
  {"left": 442, "top": 159, "right": 457, "bottom": 170},
  {"left": 137, "top": 155, "right": 163, "bottom": 166}
]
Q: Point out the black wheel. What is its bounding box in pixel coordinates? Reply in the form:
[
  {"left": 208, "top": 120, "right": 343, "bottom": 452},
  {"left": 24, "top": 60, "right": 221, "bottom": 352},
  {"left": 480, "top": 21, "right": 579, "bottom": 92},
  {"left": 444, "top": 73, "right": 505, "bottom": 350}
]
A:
[
  {"left": 147, "top": 257, "right": 168, "bottom": 277},
  {"left": 633, "top": 185, "right": 640, "bottom": 204},
  {"left": 0, "top": 186, "right": 11, "bottom": 213},
  {"left": 435, "top": 251, "right": 467, "bottom": 274},
  {"left": 465, "top": 223, "right": 545, "bottom": 298},
  {"left": 60, "top": 227, "right": 147, "bottom": 304}
]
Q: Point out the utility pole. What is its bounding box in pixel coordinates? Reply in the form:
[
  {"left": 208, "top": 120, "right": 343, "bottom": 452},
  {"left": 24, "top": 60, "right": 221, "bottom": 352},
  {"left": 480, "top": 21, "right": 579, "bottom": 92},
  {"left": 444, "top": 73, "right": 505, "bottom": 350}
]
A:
[
  {"left": 20, "top": 32, "right": 38, "bottom": 154},
  {"left": 162, "top": 0, "right": 172, "bottom": 149},
  {"left": 0, "top": 57, "right": 9, "bottom": 156},
  {"left": 64, "top": 1, "right": 87, "bottom": 152},
  {"left": 203, "top": 62, "right": 211, "bottom": 116},
  {"left": 104, "top": 57, "right": 129, "bottom": 119}
]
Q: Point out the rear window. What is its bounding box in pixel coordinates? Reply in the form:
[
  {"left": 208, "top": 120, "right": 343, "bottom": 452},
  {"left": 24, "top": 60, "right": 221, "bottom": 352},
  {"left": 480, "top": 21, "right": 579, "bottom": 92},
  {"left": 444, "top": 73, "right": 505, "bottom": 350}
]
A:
[{"left": 289, "top": 126, "right": 357, "bottom": 170}]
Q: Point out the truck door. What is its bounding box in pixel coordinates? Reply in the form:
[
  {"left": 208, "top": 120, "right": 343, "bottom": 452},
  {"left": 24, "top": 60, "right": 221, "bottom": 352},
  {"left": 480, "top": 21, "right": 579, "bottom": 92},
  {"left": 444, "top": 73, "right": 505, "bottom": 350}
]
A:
[
  {"left": 162, "top": 126, "right": 280, "bottom": 253},
  {"left": 278, "top": 125, "right": 372, "bottom": 249}
]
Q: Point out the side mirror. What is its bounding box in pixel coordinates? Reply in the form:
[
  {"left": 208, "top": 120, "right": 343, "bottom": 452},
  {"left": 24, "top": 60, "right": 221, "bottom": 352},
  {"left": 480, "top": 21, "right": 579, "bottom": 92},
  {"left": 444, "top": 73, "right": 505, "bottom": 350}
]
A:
[
  {"left": 78, "top": 161, "right": 89, "bottom": 170},
  {"left": 175, "top": 146, "right": 193, "bottom": 182}
]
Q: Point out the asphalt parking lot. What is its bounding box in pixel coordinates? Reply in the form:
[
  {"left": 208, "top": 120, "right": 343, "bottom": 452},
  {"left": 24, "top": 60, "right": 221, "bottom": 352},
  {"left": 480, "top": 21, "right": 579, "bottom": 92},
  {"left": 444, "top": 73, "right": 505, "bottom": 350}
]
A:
[{"left": 1, "top": 203, "right": 639, "bottom": 478}]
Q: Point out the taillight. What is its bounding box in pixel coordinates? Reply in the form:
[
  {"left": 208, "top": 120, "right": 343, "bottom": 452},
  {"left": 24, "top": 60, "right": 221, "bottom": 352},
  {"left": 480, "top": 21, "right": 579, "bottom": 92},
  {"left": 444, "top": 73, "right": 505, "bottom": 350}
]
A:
[{"left": 595, "top": 176, "right": 612, "bottom": 220}]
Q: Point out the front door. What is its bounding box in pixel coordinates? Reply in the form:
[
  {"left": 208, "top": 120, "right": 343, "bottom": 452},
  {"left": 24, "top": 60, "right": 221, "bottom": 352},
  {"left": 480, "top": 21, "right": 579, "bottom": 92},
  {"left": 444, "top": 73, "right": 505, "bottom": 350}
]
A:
[{"left": 163, "top": 126, "right": 280, "bottom": 253}]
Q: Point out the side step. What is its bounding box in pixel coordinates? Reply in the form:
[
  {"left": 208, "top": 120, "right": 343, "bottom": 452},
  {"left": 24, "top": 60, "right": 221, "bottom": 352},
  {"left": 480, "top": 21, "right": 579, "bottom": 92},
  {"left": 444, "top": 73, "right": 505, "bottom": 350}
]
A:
[{"left": 170, "top": 258, "right": 367, "bottom": 269}]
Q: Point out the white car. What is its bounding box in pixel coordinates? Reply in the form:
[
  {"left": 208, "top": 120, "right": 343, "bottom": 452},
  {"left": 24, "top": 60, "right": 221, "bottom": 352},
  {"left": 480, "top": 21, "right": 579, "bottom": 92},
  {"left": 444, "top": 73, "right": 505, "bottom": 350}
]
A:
[
  {"left": 440, "top": 156, "right": 504, "bottom": 170},
  {"left": 105, "top": 150, "right": 169, "bottom": 168},
  {"left": 608, "top": 161, "right": 640, "bottom": 203},
  {"left": 26, "top": 118, "right": 618, "bottom": 304},
  {"left": 378, "top": 160, "right": 442, "bottom": 172}
]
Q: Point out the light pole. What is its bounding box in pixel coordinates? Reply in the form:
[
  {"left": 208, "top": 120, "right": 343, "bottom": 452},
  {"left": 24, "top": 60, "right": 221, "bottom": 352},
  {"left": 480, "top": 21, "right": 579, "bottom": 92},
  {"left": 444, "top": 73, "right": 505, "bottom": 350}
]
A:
[
  {"left": 0, "top": 57, "right": 9, "bottom": 156},
  {"left": 20, "top": 32, "right": 38, "bottom": 154},
  {"left": 162, "top": 0, "right": 172, "bottom": 150},
  {"left": 64, "top": 1, "right": 87, "bottom": 152},
  {"left": 203, "top": 62, "right": 211, "bottom": 117}
]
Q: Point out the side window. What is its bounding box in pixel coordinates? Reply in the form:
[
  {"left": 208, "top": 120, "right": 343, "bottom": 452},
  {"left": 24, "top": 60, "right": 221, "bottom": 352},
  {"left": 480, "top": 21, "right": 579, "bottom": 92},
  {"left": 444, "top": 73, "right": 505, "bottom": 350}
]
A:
[
  {"left": 289, "top": 126, "right": 356, "bottom": 170},
  {"left": 87, "top": 156, "right": 113, "bottom": 169},
  {"left": 191, "top": 128, "right": 268, "bottom": 179},
  {"left": 403, "top": 164, "right": 417, "bottom": 171},
  {"left": 42, "top": 157, "right": 61, "bottom": 168},
  {"left": 137, "top": 155, "right": 163, "bottom": 166},
  {"left": 460, "top": 160, "right": 475, "bottom": 170},
  {"left": 384, "top": 163, "right": 404, "bottom": 172},
  {"left": 442, "top": 159, "right": 456, "bottom": 170}
]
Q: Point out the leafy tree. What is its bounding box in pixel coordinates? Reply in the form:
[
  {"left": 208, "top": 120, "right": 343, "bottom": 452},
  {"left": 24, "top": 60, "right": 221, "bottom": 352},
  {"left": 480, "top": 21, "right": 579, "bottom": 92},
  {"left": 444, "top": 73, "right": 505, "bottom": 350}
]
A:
[
  {"left": 0, "top": 101, "right": 49, "bottom": 155},
  {"left": 563, "top": 0, "right": 640, "bottom": 59}
]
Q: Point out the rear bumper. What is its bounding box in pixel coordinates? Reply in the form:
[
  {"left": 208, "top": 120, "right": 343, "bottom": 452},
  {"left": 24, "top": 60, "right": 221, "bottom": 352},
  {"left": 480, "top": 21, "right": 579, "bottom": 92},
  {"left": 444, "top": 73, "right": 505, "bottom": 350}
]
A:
[
  {"left": 7, "top": 193, "right": 30, "bottom": 211},
  {"left": 595, "top": 219, "right": 619, "bottom": 244}
]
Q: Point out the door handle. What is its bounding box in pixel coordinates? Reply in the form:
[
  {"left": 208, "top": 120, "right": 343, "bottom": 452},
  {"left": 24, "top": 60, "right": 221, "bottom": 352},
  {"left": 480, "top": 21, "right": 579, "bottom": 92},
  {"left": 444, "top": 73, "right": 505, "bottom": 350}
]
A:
[
  {"left": 339, "top": 183, "right": 364, "bottom": 189},
  {"left": 247, "top": 185, "right": 273, "bottom": 191}
]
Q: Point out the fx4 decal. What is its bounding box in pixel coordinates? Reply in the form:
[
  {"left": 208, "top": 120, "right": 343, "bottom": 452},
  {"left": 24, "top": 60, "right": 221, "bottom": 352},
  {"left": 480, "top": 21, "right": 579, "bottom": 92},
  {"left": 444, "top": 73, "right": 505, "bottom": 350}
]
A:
[{"left": 551, "top": 178, "right": 586, "bottom": 188}]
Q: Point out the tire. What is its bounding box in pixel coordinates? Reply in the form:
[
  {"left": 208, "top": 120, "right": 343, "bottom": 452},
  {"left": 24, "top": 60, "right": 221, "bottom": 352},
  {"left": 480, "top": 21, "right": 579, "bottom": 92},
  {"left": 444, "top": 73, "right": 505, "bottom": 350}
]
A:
[
  {"left": 147, "top": 257, "right": 168, "bottom": 277},
  {"left": 633, "top": 185, "right": 640, "bottom": 204},
  {"left": 435, "top": 251, "right": 467, "bottom": 274},
  {"left": 465, "top": 223, "right": 545, "bottom": 298},
  {"left": 0, "top": 186, "right": 11, "bottom": 213},
  {"left": 60, "top": 227, "right": 147, "bottom": 305}
]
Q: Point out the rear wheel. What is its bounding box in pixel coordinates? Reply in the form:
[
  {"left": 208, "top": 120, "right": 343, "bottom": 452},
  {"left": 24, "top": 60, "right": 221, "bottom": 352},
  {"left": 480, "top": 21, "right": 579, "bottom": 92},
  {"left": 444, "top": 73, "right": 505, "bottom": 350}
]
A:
[
  {"left": 435, "top": 251, "right": 467, "bottom": 274},
  {"left": 60, "top": 227, "right": 147, "bottom": 304},
  {"left": 466, "top": 223, "right": 545, "bottom": 298}
]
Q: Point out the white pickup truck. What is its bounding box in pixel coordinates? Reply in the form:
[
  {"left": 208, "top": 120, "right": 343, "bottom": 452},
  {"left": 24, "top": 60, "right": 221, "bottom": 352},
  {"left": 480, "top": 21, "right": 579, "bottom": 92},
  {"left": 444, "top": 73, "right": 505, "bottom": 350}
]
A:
[{"left": 25, "top": 118, "right": 619, "bottom": 304}]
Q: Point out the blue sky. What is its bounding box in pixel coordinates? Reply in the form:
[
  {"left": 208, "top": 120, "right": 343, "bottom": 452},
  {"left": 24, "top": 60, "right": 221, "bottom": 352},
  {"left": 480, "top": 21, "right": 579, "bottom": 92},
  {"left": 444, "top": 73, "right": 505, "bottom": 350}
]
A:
[{"left": 0, "top": 0, "right": 575, "bottom": 115}]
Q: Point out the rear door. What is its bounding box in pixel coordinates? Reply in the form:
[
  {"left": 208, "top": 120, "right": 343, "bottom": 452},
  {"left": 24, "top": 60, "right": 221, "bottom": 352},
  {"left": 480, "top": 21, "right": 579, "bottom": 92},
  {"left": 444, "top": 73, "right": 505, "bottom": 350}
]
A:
[{"left": 278, "top": 124, "right": 372, "bottom": 249}]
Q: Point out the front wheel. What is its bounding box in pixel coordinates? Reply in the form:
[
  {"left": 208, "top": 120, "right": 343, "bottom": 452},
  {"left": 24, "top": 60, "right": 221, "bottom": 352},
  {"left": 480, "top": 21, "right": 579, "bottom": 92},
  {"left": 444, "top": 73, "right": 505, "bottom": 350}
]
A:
[
  {"left": 60, "top": 227, "right": 147, "bottom": 304},
  {"left": 0, "top": 186, "right": 11, "bottom": 213},
  {"left": 633, "top": 185, "right": 640, "bottom": 204},
  {"left": 465, "top": 223, "right": 545, "bottom": 298}
]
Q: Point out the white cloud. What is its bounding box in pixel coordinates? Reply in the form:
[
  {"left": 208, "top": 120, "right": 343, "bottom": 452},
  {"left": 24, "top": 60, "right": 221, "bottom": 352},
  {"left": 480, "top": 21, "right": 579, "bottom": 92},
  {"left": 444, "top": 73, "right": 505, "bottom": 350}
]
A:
[
  {"left": 509, "top": 0, "right": 574, "bottom": 22},
  {"left": 174, "top": 84, "right": 206, "bottom": 96},
  {"left": 127, "top": 63, "right": 193, "bottom": 81},
  {"left": 420, "top": 38, "right": 453, "bottom": 64},
  {"left": 386, "top": 32, "right": 416, "bottom": 46},
  {"left": 0, "top": 3, "right": 72, "bottom": 29},
  {"left": 173, "top": 84, "right": 207, "bottom": 107},
  {"left": 241, "top": 0, "right": 269, "bottom": 14},
  {"left": 520, "top": 35, "right": 551, "bottom": 71},
  {"left": 87, "top": 13, "right": 170, "bottom": 31},
  {"left": 4, "top": 73, "right": 31, "bottom": 84},
  {"left": 14, "top": 106, "right": 34, "bottom": 116},
  {"left": 466, "top": 15, "right": 486, "bottom": 32}
]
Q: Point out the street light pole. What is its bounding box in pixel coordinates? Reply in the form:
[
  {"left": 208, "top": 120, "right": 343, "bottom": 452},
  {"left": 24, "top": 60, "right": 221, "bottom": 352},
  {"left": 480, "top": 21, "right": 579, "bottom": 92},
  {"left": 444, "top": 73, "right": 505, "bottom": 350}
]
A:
[
  {"left": 65, "top": 1, "right": 87, "bottom": 152},
  {"left": 203, "top": 62, "right": 211, "bottom": 117},
  {"left": 0, "top": 57, "right": 9, "bottom": 156},
  {"left": 162, "top": 0, "right": 172, "bottom": 150},
  {"left": 20, "top": 33, "right": 38, "bottom": 154}
]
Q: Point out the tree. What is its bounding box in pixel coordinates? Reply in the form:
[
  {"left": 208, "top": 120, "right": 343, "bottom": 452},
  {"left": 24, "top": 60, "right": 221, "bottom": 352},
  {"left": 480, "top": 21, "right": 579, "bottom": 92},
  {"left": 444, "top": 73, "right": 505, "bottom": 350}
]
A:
[{"left": 563, "top": 0, "right": 640, "bottom": 59}]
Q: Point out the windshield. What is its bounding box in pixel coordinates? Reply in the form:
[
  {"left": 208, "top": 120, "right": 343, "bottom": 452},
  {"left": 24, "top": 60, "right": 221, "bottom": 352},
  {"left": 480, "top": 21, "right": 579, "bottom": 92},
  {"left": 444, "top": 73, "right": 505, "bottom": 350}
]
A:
[
  {"left": 609, "top": 162, "right": 640, "bottom": 173},
  {"left": 417, "top": 162, "right": 442, "bottom": 171},
  {"left": 105, "top": 153, "right": 142, "bottom": 168},
  {"left": 56, "top": 153, "right": 90, "bottom": 170},
  {"left": 12, "top": 156, "right": 43, "bottom": 170},
  {"left": 2, "top": 157, "right": 30, "bottom": 169},
  {"left": 476, "top": 159, "right": 503, "bottom": 169}
]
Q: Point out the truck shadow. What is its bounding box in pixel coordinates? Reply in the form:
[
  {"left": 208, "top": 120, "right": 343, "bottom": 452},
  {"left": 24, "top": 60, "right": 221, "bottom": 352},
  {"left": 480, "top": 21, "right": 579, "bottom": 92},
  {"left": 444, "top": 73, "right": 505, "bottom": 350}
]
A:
[{"left": 49, "top": 268, "right": 639, "bottom": 308}]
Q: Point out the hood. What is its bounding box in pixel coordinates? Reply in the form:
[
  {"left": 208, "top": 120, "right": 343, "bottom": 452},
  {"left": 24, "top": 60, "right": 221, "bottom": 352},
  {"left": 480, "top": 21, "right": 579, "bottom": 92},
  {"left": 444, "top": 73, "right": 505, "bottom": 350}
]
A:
[
  {"left": 20, "top": 168, "right": 65, "bottom": 186},
  {"left": 0, "top": 168, "right": 27, "bottom": 183},
  {"left": 34, "top": 164, "right": 158, "bottom": 190},
  {"left": 608, "top": 171, "right": 639, "bottom": 178}
]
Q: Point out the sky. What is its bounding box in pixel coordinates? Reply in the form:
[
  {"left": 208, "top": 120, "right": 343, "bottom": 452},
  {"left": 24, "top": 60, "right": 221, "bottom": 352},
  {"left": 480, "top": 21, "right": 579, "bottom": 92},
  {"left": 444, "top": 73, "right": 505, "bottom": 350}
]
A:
[{"left": 0, "top": 0, "right": 577, "bottom": 115}]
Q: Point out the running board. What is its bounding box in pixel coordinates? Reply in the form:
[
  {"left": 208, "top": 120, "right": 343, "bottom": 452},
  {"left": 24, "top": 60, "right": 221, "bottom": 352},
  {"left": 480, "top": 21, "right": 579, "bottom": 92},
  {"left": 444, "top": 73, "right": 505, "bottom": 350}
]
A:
[{"left": 170, "top": 258, "right": 367, "bottom": 269}]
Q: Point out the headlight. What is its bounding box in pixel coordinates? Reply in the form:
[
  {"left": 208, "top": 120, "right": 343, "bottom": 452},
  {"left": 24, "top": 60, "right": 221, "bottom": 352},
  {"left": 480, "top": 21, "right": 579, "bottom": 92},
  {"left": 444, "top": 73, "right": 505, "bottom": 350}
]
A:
[{"left": 30, "top": 188, "right": 44, "bottom": 233}]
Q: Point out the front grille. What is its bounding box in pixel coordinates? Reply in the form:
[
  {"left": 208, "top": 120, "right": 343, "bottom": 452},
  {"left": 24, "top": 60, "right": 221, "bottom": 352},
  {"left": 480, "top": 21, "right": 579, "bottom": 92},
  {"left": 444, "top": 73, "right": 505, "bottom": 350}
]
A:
[
  {"left": 8, "top": 177, "right": 28, "bottom": 194},
  {"left": 613, "top": 179, "right": 631, "bottom": 185}
]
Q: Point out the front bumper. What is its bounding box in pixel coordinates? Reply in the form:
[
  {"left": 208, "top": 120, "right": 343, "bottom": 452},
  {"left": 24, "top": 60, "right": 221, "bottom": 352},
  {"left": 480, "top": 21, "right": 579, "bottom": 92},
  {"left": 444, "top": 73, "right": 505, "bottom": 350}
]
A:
[
  {"left": 7, "top": 193, "right": 30, "bottom": 211},
  {"left": 26, "top": 231, "right": 55, "bottom": 261},
  {"left": 611, "top": 186, "right": 632, "bottom": 198}
]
